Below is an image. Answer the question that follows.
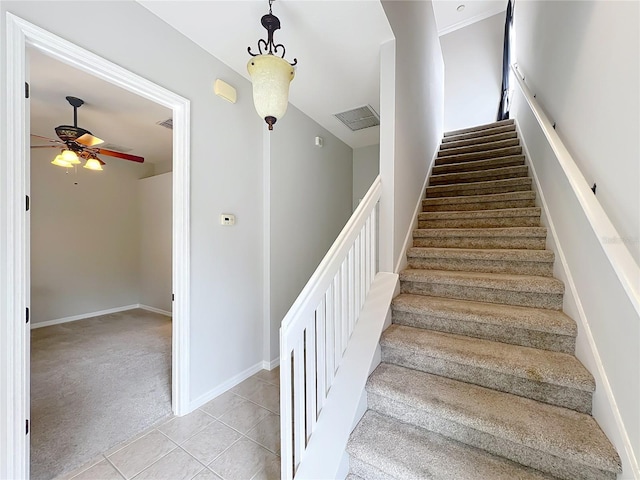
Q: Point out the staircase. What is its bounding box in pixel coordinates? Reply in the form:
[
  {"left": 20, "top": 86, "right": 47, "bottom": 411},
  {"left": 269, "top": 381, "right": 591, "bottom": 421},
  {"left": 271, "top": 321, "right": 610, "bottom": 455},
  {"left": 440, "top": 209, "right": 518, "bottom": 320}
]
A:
[{"left": 346, "top": 119, "right": 622, "bottom": 480}]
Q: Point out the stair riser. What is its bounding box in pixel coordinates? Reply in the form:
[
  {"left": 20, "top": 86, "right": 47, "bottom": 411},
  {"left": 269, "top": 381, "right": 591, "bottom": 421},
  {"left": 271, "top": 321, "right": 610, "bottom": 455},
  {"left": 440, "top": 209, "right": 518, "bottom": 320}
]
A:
[
  {"left": 349, "top": 458, "right": 396, "bottom": 480},
  {"left": 432, "top": 156, "right": 525, "bottom": 175},
  {"left": 400, "top": 281, "right": 563, "bottom": 310},
  {"left": 443, "top": 125, "right": 516, "bottom": 143},
  {"left": 418, "top": 217, "right": 540, "bottom": 229},
  {"left": 430, "top": 168, "right": 528, "bottom": 186},
  {"left": 423, "top": 199, "right": 536, "bottom": 212},
  {"left": 435, "top": 147, "right": 523, "bottom": 165},
  {"left": 407, "top": 257, "right": 554, "bottom": 276},
  {"left": 426, "top": 183, "right": 532, "bottom": 198},
  {"left": 367, "top": 393, "right": 610, "bottom": 480},
  {"left": 440, "top": 131, "right": 518, "bottom": 150},
  {"left": 445, "top": 120, "right": 515, "bottom": 138},
  {"left": 380, "top": 347, "right": 592, "bottom": 413},
  {"left": 413, "top": 236, "right": 547, "bottom": 249},
  {"left": 391, "top": 310, "right": 575, "bottom": 353},
  {"left": 438, "top": 139, "right": 521, "bottom": 158}
]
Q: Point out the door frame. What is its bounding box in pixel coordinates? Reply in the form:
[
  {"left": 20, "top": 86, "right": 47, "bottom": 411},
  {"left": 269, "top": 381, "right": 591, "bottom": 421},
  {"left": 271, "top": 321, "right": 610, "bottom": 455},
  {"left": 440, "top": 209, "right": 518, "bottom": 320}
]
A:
[{"left": 2, "top": 13, "right": 191, "bottom": 478}]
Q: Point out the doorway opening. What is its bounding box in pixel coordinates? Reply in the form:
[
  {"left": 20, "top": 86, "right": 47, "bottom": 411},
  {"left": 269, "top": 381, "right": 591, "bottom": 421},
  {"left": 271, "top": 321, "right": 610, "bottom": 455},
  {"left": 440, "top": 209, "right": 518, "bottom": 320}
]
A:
[{"left": 3, "top": 13, "right": 191, "bottom": 479}]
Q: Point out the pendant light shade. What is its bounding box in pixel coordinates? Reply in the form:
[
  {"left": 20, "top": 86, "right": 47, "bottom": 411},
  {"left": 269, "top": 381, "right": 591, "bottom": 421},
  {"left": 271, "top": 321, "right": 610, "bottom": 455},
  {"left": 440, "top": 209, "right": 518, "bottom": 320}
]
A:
[
  {"left": 61, "top": 149, "right": 81, "bottom": 164},
  {"left": 248, "top": 55, "right": 295, "bottom": 130},
  {"left": 51, "top": 155, "right": 73, "bottom": 168},
  {"left": 247, "top": 0, "right": 297, "bottom": 131},
  {"left": 84, "top": 158, "right": 103, "bottom": 171}
]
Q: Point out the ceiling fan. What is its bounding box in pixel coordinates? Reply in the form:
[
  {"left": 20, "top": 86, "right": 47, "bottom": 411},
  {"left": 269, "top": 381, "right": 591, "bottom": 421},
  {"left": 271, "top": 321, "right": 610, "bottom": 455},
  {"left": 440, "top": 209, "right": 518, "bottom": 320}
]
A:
[{"left": 31, "top": 96, "right": 144, "bottom": 170}]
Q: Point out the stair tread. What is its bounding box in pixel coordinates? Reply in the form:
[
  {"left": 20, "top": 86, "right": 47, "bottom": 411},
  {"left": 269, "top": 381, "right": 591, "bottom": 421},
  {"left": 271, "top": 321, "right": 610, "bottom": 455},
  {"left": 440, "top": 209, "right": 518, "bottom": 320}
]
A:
[
  {"left": 438, "top": 139, "right": 521, "bottom": 158},
  {"left": 443, "top": 124, "right": 517, "bottom": 144},
  {"left": 407, "top": 247, "right": 553, "bottom": 262},
  {"left": 426, "top": 176, "right": 531, "bottom": 192},
  {"left": 413, "top": 226, "right": 547, "bottom": 238},
  {"left": 392, "top": 294, "right": 575, "bottom": 336},
  {"left": 445, "top": 119, "right": 515, "bottom": 137},
  {"left": 348, "top": 410, "right": 558, "bottom": 480},
  {"left": 400, "top": 269, "right": 564, "bottom": 294},
  {"left": 368, "top": 364, "right": 620, "bottom": 473},
  {"left": 381, "top": 324, "right": 594, "bottom": 391},
  {"left": 419, "top": 207, "right": 541, "bottom": 220},
  {"left": 432, "top": 155, "right": 526, "bottom": 175},
  {"left": 440, "top": 131, "right": 518, "bottom": 150},
  {"left": 424, "top": 191, "right": 536, "bottom": 206},
  {"left": 434, "top": 146, "right": 523, "bottom": 165},
  {"left": 430, "top": 165, "right": 528, "bottom": 184}
]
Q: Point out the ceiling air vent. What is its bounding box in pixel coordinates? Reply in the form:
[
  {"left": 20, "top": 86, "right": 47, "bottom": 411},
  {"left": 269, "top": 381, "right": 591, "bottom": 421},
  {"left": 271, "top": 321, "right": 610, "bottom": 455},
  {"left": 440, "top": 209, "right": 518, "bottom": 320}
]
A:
[
  {"left": 334, "top": 105, "right": 380, "bottom": 131},
  {"left": 157, "top": 118, "right": 173, "bottom": 130}
]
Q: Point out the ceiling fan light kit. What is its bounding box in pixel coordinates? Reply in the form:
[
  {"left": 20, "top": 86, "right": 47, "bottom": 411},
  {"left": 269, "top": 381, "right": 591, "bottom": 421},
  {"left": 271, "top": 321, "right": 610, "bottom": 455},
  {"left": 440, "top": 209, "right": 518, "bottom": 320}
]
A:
[
  {"left": 32, "top": 95, "right": 145, "bottom": 171},
  {"left": 247, "top": 0, "right": 297, "bottom": 131}
]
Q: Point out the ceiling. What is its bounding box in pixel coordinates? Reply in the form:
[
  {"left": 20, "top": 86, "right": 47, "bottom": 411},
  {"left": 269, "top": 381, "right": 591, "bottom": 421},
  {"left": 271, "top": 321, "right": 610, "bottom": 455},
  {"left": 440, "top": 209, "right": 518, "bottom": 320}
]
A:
[
  {"left": 29, "top": 1, "right": 505, "bottom": 158},
  {"left": 433, "top": 0, "right": 506, "bottom": 36}
]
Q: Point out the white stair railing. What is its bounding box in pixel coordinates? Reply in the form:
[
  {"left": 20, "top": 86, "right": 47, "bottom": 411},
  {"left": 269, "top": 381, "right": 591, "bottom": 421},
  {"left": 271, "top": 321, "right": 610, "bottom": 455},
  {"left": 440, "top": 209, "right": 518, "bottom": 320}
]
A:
[{"left": 279, "top": 175, "right": 382, "bottom": 479}]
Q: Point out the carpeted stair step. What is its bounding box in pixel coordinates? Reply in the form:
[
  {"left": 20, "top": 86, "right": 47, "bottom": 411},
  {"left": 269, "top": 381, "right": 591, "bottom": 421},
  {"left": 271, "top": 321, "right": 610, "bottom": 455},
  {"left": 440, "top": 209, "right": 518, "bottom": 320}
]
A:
[
  {"left": 434, "top": 146, "right": 523, "bottom": 165},
  {"left": 380, "top": 325, "right": 594, "bottom": 412},
  {"left": 437, "top": 138, "right": 521, "bottom": 158},
  {"left": 429, "top": 165, "right": 528, "bottom": 186},
  {"left": 413, "top": 226, "right": 547, "bottom": 250},
  {"left": 391, "top": 294, "right": 576, "bottom": 353},
  {"left": 425, "top": 177, "right": 532, "bottom": 197},
  {"left": 443, "top": 124, "right": 517, "bottom": 144},
  {"left": 418, "top": 207, "right": 541, "bottom": 229},
  {"left": 440, "top": 130, "right": 518, "bottom": 150},
  {"left": 347, "top": 410, "right": 559, "bottom": 480},
  {"left": 366, "top": 364, "right": 621, "bottom": 480},
  {"left": 423, "top": 191, "right": 536, "bottom": 212},
  {"left": 444, "top": 119, "right": 515, "bottom": 137},
  {"left": 406, "top": 247, "right": 554, "bottom": 276},
  {"left": 432, "top": 155, "right": 525, "bottom": 175},
  {"left": 345, "top": 475, "right": 364, "bottom": 480},
  {"left": 399, "top": 269, "right": 564, "bottom": 310}
]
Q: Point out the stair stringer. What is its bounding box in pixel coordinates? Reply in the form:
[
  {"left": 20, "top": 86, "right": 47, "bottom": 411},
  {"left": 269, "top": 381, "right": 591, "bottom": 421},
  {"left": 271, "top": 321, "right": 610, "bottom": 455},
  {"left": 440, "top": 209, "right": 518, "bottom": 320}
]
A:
[{"left": 517, "top": 122, "right": 639, "bottom": 479}]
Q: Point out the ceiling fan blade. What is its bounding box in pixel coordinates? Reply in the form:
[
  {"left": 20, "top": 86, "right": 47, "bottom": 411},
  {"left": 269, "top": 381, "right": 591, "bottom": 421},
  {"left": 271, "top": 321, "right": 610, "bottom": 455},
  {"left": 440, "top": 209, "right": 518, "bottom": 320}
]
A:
[
  {"left": 31, "top": 145, "right": 60, "bottom": 149},
  {"left": 76, "top": 132, "right": 104, "bottom": 147},
  {"left": 30, "top": 133, "right": 62, "bottom": 144},
  {"left": 97, "top": 148, "right": 144, "bottom": 163}
]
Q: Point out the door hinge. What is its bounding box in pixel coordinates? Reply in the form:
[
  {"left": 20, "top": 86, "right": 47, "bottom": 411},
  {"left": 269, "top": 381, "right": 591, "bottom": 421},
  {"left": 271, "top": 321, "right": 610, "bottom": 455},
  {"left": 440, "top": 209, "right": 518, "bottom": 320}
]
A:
[
  {"left": 26, "top": 307, "right": 29, "bottom": 324},
  {"left": 26, "top": 195, "right": 30, "bottom": 212},
  {"left": 26, "top": 419, "right": 29, "bottom": 435},
  {"left": 25, "top": 82, "right": 30, "bottom": 99},
  {"left": 172, "top": 293, "right": 175, "bottom": 301}
]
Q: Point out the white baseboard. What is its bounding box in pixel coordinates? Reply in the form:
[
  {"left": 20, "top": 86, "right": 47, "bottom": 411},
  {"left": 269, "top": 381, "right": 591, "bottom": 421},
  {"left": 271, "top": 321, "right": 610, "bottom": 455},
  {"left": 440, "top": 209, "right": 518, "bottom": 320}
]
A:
[
  {"left": 30, "top": 304, "right": 140, "bottom": 329},
  {"left": 189, "top": 361, "right": 265, "bottom": 411},
  {"left": 139, "top": 304, "right": 172, "bottom": 317},
  {"left": 31, "top": 303, "right": 172, "bottom": 329},
  {"left": 262, "top": 357, "right": 280, "bottom": 371}
]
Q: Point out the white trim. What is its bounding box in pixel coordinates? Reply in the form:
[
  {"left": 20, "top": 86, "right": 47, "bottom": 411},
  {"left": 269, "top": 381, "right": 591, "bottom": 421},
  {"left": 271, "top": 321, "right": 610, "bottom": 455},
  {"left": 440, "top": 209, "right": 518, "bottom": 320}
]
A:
[
  {"left": 262, "top": 357, "right": 280, "bottom": 371},
  {"left": 139, "top": 304, "right": 172, "bottom": 317},
  {"left": 515, "top": 120, "right": 639, "bottom": 478},
  {"left": 189, "top": 362, "right": 265, "bottom": 412},
  {"left": 438, "top": 6, "right": 506, "bottom": 37},
  {"left": 393, "top": 149, "right": 438, "bottom": 273},
  {"left": 2, "top": 14, "right": 191, "bottom": 478},
  {"left": 30, "top": 305, "right": 140, "bottom": 329}
]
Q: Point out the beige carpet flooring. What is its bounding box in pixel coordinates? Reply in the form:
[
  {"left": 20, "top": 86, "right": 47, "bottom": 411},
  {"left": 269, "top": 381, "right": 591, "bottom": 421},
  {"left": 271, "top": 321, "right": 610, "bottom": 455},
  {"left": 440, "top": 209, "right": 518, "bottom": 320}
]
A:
[{"left": 30, "top": 309, "right": 172, "bottom": 480}]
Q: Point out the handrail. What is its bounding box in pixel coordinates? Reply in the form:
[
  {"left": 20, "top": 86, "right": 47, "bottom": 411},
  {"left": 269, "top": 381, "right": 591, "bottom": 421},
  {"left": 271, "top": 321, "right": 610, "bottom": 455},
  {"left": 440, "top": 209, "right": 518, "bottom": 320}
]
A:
[
  {"left": 511, "top": 64, "right": 640, "bottom": 317},
  {"left": 280, "top": 175, "right": 383, "bottom": 479}
]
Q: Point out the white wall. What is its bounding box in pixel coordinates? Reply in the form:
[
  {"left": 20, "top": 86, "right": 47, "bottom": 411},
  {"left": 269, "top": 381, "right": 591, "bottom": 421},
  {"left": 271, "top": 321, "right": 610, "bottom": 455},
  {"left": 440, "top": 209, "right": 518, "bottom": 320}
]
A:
[
  {"left": 441, "top": 12, "right": 504, "bottom": 131},
  {"left": 353, "top": 144, "right": 380, "bottom": 210},
  {"left": 268, "top": 105, "right": 353, "bottom": 362},
  {"left": 139, "top": 172, "right": 172, "bottom": 313},
  {"left": 1, "top": 1, "right": 264, "bottom": 403},
  {"left": 514, "top": 0, "right": 640, "bottom": 265},
  {"left": 381, "top": 1, "right": 444, "bottom": 271},
  {"left": 30, "top": 149, "right": 143, "bottom": 323}
]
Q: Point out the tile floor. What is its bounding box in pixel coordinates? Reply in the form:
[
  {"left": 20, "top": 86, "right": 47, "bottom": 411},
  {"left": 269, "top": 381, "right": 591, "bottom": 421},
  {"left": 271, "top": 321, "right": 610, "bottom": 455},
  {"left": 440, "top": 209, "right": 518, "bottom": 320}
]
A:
[{"left": 58, "top": 368, "right": 281, "bottom": 480}]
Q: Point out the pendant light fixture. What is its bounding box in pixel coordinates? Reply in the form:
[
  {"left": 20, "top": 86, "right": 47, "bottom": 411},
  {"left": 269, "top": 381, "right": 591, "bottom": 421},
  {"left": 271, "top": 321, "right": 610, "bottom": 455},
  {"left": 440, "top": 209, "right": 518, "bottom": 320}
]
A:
[{"left": 247, "top": 0, "right": 297, "bottom": 131}]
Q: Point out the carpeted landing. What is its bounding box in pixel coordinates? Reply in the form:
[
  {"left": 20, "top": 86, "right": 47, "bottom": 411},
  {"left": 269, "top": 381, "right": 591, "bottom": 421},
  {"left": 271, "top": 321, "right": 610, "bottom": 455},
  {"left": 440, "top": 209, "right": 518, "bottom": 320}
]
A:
[
  {"left": 347, "top": 119, "right": 622, "bottom": 480},
  {"left": 30, "top": 309, "right": 172, "bottom": 480}
]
